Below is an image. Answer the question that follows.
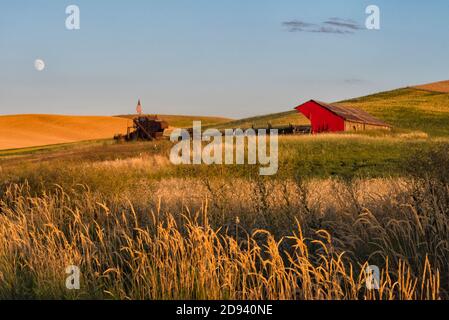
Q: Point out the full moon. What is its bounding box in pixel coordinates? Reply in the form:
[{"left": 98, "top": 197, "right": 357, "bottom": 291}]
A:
[{"left": 34, "top": 59, "right": 45, "bottom": 71}]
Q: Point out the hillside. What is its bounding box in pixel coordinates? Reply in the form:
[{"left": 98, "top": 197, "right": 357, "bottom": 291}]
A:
[
  {"left": 413, "top": 80, "right": 449, "bottom": 93},
  {"left": 209, "top": 110, "right": 309, "bottom": 130},
  {"left": 0, "top": 115, "right": 131, "bottom": 150},
  {"left": 214, "top": 84, "right": 449, "bottom": 137},
  {"left": 338, "top": 87, "right": 449, "bottom": 136},
  {"left": 0, "top": 114, "right": 233, "bottom": 151}
]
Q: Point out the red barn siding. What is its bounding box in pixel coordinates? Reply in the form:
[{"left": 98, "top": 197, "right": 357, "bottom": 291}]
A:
[{"left": 295, "top": 101, "right": 345, "bottom": 133}]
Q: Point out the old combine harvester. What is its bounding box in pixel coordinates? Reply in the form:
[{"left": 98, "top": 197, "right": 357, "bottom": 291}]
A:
[{"left": 114, "top": 100, "right": 169, "bottom": 142}]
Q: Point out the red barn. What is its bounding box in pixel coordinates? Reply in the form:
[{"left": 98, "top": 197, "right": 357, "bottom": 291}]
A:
[{"left": 295, "top": 100, "right": 390, "bottom": 134}]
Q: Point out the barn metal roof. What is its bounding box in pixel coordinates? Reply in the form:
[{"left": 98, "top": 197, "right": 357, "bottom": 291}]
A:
[{"left": 310, "top": 100, "right": 390, "bottom": 127}]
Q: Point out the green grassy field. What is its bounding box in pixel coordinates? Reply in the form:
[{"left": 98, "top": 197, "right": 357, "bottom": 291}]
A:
[{"left": 0, "top": 135, "right": 443, "bottom": 195}]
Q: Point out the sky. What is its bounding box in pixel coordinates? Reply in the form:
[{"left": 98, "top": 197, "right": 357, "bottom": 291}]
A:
[{"left": 1, "top": 0, "right": 448, "bottom": 118}]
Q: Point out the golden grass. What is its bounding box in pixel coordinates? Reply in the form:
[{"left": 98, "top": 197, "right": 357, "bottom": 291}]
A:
[
  {"left": 117, "top": 176, "right": 410, "bottom": 213},
  {"left": 0, "top": 181, "right": 443, "bottom": 300},
  {"left": 0, "top": 173, "right": 447, "bottom": 300},
  {"left": 0, "top": 114, "right": 132, "bottom": 150},
  {"left": 413, "top": 80, "right": 449, "bottom": 93},
  {"left": 88, "top": 154, "right": 170, "bottom": 171}
]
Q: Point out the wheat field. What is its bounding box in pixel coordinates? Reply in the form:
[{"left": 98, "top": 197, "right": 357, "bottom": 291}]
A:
[
  {"left": 0, "top": 114, "right": 233, "bottom": 151},
  {"left": 0, "top": 114, "right": 131, "bottom": 150}
]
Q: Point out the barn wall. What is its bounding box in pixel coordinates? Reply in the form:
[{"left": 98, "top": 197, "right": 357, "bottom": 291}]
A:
[
  {"left": 345, "top": 121, "right": 365, "bottom": 131},
  {"left": 296, "top": 101, "right": 345, "bottom": 133},
  {"left": 345, "top": 121, "right": 390, "bottom": 131}
]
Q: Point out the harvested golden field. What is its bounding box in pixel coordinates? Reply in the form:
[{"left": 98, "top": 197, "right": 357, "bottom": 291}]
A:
[
  {"left": 413, "top": 80, "right": 449, "bottom": 93},
  {"left": 0, "top": 114, "right": 132, "bottom": 150},
  {"left": 0, "top": 113, "right": 232, "bottom": 151}
]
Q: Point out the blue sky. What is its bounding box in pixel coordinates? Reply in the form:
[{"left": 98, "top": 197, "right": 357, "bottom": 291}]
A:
[{"left": 1, "top": 0, "right": 448, "bottom": 117}]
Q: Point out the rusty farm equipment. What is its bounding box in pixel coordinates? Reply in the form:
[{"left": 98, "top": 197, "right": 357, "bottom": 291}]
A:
[{"left": 114, "top": 116, "right": 169, "bottom": 142}]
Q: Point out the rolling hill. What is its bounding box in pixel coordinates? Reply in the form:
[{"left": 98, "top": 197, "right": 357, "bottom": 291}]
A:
[
  {"left": 214, "top": 82, "right": 449, "bottom": 137},
  {"left": 338, "top": 87, "right": 449, "bottom": 136},
  {"left": 0, "top": 115, "right": 132, "bottom": 150},
  {"left": 413, "top": 80, "right": 449, "bottom": 93},
  {"left": 0, "top": 114, "right": 233, "bottom": 151}
]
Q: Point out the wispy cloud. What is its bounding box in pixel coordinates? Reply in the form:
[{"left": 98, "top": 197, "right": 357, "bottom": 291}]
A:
[
  {"left": 283, "top": 17, "right": 364, "bottom": 34},
  {"left": 344, "top": 78, "right": 367, "bottom": 85},
  {"left": 324, "top": 18, "right": 363, "bottom": 31},
  {"left": 282, "top": 20, "right": 318, "bottom": 32}
]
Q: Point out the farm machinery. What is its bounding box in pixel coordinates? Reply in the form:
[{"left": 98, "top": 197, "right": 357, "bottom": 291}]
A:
[
  {"left": 256, "top": 124, "right": 311, "bottom": 135},
  {"left": 114, "top": 116, "right": 169, "bottom": 142}
]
